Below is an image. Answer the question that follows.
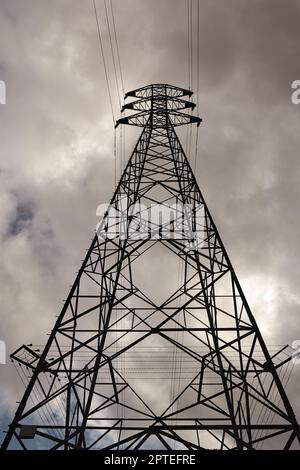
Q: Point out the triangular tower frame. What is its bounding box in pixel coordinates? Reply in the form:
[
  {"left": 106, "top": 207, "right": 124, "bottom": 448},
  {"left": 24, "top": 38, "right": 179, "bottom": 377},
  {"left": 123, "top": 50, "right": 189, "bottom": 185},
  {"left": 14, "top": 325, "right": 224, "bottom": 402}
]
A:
[{"left": 2, "top": 84, "right": 300, "bottom": 450}]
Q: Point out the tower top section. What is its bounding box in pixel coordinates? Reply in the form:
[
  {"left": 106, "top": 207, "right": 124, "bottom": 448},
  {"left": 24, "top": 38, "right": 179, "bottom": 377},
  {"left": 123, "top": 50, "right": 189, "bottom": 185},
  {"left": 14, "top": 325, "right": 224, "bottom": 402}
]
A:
[{"left": 116, "top": 83, "right": 202, "bottom": 128}]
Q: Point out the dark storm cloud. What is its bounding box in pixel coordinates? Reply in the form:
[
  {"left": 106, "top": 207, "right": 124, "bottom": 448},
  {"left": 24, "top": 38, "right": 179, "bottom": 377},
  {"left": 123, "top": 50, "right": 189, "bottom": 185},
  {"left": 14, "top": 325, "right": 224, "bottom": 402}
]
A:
[
  {"left": 0, "top": 0, "right": 300, "bottom": 439},
  {"left": 6, "top": 201, "right": 34, "bottom": 236}
]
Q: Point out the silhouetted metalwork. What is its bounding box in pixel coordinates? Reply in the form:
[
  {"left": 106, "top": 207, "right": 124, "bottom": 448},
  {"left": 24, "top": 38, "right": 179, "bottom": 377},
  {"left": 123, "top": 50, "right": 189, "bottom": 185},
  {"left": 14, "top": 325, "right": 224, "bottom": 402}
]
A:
[{"left": 2, "top": 84, "right": 300, "bottom": 450}]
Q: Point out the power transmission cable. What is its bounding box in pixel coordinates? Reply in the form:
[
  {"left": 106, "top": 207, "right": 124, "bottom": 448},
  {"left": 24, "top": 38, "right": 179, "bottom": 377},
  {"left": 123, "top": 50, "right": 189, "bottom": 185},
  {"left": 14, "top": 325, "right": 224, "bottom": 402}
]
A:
[
  {"left": 92, "top": 0, "right": 117, "bottom": 186},
  {"left": 110, "top": 0, "right": 125, "bottom": 96},
  {"left": 185, "top": 0, "right": 191, "bottom": 155},
  {"left": 194, "top": 0, "right": 200, "bottom": 173},
  {"left": 104, "top": 0, "right": 126, "bottom": 180},
  {"left": 110, "top": 0, "right": 126, "bottom": 174},
  {"left": 13, "top": 362, "right": 56, "bottom": 440},
  {"left": 188, "top": 0, "right": 193, "bottom": 160},
  {"left": 92, "top": 0, "right": 115, "bottom": 125},
  {"left": 17, "top": 362, "right": 61, "bottom": 441},
  {"left": 103, "top": 0, "right": 121, "bottom": 110},
  {"left": 256, "top": 361, "right": 294, "bottom": 448}
]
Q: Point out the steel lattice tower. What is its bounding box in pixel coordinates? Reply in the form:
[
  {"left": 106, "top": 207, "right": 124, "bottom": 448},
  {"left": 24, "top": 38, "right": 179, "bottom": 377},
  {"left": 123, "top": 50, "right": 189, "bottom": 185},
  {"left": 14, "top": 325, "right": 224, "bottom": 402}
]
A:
[{"left": 2, "top": 84, "right": 300, "bottom": 450}]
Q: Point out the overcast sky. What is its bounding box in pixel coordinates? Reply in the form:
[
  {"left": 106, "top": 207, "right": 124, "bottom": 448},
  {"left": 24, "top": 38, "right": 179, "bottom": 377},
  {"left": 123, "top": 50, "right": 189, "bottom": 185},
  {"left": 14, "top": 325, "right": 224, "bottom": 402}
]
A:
[{"left": 1, "top": 0, "right": 300, "bottom": 442}]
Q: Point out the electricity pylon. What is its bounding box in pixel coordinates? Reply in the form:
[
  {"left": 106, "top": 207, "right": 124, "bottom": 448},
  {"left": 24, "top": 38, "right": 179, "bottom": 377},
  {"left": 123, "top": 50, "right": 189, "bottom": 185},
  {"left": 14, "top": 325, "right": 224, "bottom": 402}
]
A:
[{"left": 2, "top": 84, "right": 300, "bottom": 450}]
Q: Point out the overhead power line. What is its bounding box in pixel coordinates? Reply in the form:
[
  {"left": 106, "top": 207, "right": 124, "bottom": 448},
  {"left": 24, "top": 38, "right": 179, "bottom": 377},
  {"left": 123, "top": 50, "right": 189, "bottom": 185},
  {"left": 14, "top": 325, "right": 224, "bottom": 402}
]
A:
[
  {"left": 104, "top": 0, "right": 121, "bottom": 109},
  {"left": 110, "top": 0, "right": 125, "bottom": 96}
]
